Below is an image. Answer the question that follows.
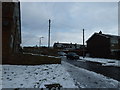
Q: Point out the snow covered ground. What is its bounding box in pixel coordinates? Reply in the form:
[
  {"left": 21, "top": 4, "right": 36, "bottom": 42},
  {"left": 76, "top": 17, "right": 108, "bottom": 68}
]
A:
[
  {"left": 79, "top": 57, "right": 120, "bottom": 67},
  {"left": 1, "top": 64, "right": 78, "bottom": 88},
  {"left": 62, "top": 61, "right": 120, "bottom": 88},
  {"left": 1, "top": 57, "right": 120, "bottom": 89}
]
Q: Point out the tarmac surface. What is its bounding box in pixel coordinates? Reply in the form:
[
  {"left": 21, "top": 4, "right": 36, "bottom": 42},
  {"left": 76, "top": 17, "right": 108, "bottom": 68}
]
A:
[
  {"left": 62, "top": 60, "right": 119, "bottom": 88},
  {"left": 62, "top": 57, "right": 120, "bottom": 81}
]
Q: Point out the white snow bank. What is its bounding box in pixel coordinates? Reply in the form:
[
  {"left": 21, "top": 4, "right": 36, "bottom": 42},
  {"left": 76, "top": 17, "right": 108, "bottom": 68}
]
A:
[
  {"left": 62, "top": 61, "right": 120, "bottom": 88},
  {"left": 79, "top": 57, "right": 120, "bottom": 67},
  {"left": 1, "top": 64, "right": 78, "bottom": 88}
]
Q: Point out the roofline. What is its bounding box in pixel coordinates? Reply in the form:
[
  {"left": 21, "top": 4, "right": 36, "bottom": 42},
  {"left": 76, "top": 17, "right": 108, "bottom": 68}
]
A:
[
  {"left": 86, "top": 33, "right": 97, "bottom": 42},
  {"left": 86, "top": 32, "right": 120, "bottom": 42},
  {"left": 0, "top": 0, "right": 19, "bottom": 2},
  {"left": 54, "top": 42, "right": 82, "bottom": 45}
]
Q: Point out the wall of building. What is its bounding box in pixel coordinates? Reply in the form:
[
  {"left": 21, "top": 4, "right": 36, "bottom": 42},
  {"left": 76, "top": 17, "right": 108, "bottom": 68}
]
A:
[
  {"left": 0, "top": 2, "right": 2, "bottom": 64},
  {"left": 110, "top": 37, "right": 120, "bottom": 59},
  {"left": 2, "top": 2, "right": 21, "bottom": 63},
  {"left": 87, "top": 34, "right": 111, "bottom": 58},
  {"left": 110, "top": 37, "right": 120, "bottom": 51}
]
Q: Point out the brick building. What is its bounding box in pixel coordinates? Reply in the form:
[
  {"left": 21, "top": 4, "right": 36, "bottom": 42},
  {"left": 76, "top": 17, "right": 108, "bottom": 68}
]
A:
[
  {"left": 2, "top": 0, "right": 21, "bottom": 63},
  {"left": 86, "top": 31, "right": 120, "bottom": 59}
]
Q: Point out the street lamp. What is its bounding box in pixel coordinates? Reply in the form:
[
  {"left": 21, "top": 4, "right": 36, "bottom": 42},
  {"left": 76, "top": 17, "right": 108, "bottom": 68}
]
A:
[
  {"left": 39, "top": 37, "right": 44, "bottom": 55},
  {"left": 39, "top": 37, "right": 44, "bottom": 48}
]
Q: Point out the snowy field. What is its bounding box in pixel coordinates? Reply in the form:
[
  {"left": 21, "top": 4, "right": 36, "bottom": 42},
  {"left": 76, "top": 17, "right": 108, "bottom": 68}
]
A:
[
  {"left": 1, "top": 64, "right": 78, "bottom": 88},
  {"left": 79, "top": 57, "right": 120, "bottom": 67}
]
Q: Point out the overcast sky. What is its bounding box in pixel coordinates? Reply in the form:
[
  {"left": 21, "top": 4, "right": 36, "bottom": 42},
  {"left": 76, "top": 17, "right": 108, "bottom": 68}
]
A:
[{"left": 20, "top": 2, "right": 118, "bottom": 46}]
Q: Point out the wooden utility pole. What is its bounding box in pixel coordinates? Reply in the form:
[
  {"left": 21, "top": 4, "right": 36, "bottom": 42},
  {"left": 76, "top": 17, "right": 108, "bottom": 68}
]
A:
[
  {"left": 83, "top": 29, "right": 85, "bottom": 58},
  {"left": 48, "top": 19, "right": 51, "bottom": 48}
]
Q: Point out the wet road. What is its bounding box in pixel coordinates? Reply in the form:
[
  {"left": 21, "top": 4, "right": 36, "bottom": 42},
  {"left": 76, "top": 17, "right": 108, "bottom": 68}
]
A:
[{"left": 62, "top": 57, "right": 120, "bottom": 81}]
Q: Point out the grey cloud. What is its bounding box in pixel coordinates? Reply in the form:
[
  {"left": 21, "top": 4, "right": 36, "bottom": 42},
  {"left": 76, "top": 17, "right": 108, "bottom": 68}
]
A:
[{"left": 21, "top": 2, "right": 118, "bottom": 46}]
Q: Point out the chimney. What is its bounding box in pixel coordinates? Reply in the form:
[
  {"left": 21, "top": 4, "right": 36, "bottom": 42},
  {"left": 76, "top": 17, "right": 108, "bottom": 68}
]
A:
[{"left": 99, "top": 31, "right": 102, "bottom": 34}]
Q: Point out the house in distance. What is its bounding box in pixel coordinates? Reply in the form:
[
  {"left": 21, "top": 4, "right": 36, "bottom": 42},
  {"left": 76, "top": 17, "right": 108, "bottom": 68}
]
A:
[
  {"left": 86, "top": 31, "right": 120, "bottom": 59},
  {"left": 53, "top": 42, "right": 83, "bottom": 50},
  {"left": 53, "top": 42, "right": 87, "bottom": 56}
]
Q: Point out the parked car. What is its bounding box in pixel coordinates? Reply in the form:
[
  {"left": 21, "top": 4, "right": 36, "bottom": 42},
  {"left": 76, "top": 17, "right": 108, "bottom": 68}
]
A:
[
  {"left": 58, "top": 52, "right": 66, "bottom": 56},
  {"left": 66, "top": 52, "right": 79, "bottom": 60}
]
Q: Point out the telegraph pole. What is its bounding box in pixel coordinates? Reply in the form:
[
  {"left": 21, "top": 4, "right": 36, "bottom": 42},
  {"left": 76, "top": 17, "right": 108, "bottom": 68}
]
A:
[
  {"left": 48, "top": 19, "right": 51, "bottom": 48},
  {"left": 83, "top": 29, "right": 85, "bottom": 58}
]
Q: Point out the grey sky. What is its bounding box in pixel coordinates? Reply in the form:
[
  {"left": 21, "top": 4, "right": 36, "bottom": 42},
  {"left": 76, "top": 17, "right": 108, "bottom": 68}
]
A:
[{"left": 21, "top": 2, "right": 118, "bottom": 46}]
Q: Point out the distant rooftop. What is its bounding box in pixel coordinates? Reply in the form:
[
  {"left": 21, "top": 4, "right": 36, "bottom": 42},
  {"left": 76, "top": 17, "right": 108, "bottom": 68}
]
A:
[
  {"left": 0, "top": 0, "right": 19, "bottom": 2},
  {"left": 54, "top": 42, "right": 82, "bottom": 45}
]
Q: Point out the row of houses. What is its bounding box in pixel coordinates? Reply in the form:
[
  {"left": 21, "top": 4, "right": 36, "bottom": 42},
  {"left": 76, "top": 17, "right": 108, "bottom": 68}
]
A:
[
  {"left": 53, "top": 31, "right": 120, "bottom": 59},
  {"left": 53, "top": 42, "right": 86, "bottom": 50}
]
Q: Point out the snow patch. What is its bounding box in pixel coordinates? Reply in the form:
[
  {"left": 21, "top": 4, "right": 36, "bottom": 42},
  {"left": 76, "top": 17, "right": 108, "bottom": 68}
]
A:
[
  {"left": 1, "top": 64, "right": 78, "bottom": 88},
  {"left": 79, "top": 57, "right": 120, "bottom": 67}
]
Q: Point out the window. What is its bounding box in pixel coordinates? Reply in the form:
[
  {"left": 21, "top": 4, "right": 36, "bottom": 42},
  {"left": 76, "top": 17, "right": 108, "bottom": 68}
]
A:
[
  {"left": 111, "top": 44, "right": 115, "bottom": 47},
  {"left": 111, "top": 38, "right": 118, "bottom": 44},
  {"left": 2, "top": 20, "right": 9, "bottom": 26}
]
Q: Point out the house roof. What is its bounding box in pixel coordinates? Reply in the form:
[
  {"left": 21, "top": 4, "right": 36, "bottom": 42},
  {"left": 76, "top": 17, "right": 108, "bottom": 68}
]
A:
[
  {"left": 86, "top": 32, "right": 120, "bottom": 42},
  {"left": 0, "top": 0, "right": 19, "bottom": 2},
  {"left": 54, "top": 42, "right": 82, "bottom": 46}
]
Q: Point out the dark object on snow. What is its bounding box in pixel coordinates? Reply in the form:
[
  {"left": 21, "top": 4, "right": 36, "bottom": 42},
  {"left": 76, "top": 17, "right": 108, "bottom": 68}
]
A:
[
  {"left": 44, "top": 83, "right": 62, "bottom": 90},
  {"left": 66, "top": 52, "right": 79, "bottom": 60}
]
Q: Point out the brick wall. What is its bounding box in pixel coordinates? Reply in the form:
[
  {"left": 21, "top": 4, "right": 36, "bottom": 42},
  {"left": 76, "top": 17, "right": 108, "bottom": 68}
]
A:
[{"left": 2, "top": 2, "right": 21, "bottom": 63}]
